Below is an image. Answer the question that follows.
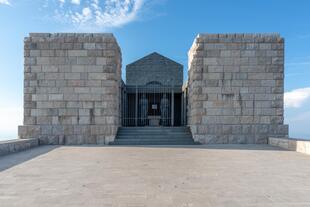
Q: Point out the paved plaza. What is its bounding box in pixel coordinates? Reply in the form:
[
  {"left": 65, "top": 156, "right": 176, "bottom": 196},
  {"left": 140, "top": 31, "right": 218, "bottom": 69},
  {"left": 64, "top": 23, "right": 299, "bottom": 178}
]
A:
[{"left": 0, "top": 145, "right": 310, "bottom": 206}]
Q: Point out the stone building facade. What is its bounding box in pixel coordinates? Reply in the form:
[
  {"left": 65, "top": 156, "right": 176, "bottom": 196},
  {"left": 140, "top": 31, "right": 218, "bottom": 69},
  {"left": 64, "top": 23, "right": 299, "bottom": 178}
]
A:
[
  {"left": 188, "top": 34, "right": 288, "bottom": 144},
  {"left": 18, "top": 33, "right": 288, "bottom": 145},
  {"left": 123, "top": 52, "right": 184, "bottom": 127},
  {"left": 126, "top": 52, "right": 183, "bottom": 86},
  {"left": 18, "top": 33, "right": 122, "bottom": 144}
]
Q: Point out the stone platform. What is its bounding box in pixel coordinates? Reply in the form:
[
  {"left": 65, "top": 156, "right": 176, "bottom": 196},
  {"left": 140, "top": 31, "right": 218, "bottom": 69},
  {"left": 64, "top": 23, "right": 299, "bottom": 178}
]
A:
[{"left": 1, "top": 145, "right": 310, "bottom": 206}]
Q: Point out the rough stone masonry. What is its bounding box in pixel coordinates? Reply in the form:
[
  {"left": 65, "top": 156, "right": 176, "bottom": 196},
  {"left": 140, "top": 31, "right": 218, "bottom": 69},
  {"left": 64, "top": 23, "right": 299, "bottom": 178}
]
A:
[
  {"left": 188, "top": 34, "right": 288, "bottom": 144},
  {"left": 18, "top": 33, "right": 289, "bottom": 145},
  {"left": 18, "top": 33, "right": 122, "bottom": 145}
]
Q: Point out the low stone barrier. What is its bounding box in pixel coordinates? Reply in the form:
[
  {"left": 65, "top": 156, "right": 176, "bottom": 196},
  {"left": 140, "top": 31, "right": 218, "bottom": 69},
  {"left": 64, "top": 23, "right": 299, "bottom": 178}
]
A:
[
  {"left": 269, "top": 137, "right": 310, "bottom": 155},
  {"left": 0, "top": 138, "right": 39, "bottom": 156}
]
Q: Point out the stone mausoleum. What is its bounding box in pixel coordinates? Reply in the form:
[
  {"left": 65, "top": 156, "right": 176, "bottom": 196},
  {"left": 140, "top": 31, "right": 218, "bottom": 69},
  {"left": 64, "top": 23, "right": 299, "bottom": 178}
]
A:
[{"left": 18, "top": 33, "right": 289, "bottom": 145}]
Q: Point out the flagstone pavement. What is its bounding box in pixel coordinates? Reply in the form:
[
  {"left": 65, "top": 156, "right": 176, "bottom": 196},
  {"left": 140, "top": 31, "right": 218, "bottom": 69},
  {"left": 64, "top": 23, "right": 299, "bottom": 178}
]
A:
[{"left": 0, "top": 145, "right": 310, "bottom": 207}]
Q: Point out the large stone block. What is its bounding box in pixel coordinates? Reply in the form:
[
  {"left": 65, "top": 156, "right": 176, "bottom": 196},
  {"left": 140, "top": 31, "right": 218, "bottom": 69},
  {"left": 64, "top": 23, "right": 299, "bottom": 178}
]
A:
[
  {"left": 188, "top": 33, "right": 288, "bottom": 144},
  {"left": 19, "top": 33, "right": 122, "bottom": 145}
]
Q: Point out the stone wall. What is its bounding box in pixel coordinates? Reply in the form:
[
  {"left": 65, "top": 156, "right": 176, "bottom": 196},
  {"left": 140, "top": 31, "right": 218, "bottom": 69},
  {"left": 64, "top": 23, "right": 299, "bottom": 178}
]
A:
[
  {"left": 0, "top": 138, "right": 39, "bottom": 156},
  {"left": 126, "top": 52, "right": 183, "bottom": 86},
  {"left": 269, "top": 137, "right": 310, "bottom": 155},
  {"left": 188, "top": 34, "right": 288, "bottom": 144},
  {"left": 18, "top": 33, "right": 122, "bottom": 145}
]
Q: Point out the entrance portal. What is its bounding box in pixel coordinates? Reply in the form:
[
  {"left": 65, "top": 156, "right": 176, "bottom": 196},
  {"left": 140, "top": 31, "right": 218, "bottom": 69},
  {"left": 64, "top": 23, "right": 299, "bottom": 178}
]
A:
[{"left": 121, "top": 85, "right": 186, "bottom": 127}]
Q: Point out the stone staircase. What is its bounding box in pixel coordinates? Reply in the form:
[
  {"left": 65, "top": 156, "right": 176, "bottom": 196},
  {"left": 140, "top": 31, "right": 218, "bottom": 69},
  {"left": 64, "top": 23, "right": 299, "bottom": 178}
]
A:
[{"left": 110, "top": 127, "right": 199, "bottom": 145}]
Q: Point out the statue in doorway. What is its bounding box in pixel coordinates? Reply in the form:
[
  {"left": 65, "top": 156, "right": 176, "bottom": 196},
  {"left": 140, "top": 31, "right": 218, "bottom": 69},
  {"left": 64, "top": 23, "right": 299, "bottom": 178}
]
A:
[
  {"left": 160, "top": 94, "right": 169, "bottom": 126},
  {"left": 139, "top": 94, "right": 148, "bottom": 126}
]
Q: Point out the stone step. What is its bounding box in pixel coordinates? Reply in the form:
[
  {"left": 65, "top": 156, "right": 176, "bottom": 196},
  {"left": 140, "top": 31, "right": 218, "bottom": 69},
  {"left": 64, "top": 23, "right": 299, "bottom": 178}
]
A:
[
  {"left": 118, "top": 129, "right": 191, "bottom": 132},
  {"left": 118, "top": 129, "right": 191, "bottom": 133},
  {"left": 117, "top": 131, "right": 191, "bottom": 136},
  {"left": 110, "top": 126, "right": 199, "bottom": 145},
  {"left": 120, "top": 127, "right": 188, "bottom": 131},
  {"left": 110, "top": 139, "right": 199, "bottom": 146},
  {"left": 116, "top": 135, "right": 193, "bottom": 139}
]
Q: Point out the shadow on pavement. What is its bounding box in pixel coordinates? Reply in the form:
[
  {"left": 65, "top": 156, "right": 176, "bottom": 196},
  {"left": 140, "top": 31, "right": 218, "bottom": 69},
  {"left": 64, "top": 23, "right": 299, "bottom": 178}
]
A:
[
  {"left": 0, "top": 146, "right": 59, "bottom": 172},
  {"left": 0, "top": 144, "right": 287, "bottom": 172}
]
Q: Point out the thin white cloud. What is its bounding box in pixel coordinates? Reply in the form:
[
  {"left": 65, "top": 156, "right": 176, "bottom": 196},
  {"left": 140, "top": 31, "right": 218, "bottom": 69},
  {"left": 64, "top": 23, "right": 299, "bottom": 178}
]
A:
[
  {"left": 55, "top": 0, "right": 145, "bottom": 29},
  {"left": 284, "top": 87, "right": 310, "bottom": 108},
  {"left": 71, "top": 7, "right": 92, "bottom": 24},
  {"left": 0, "top": 0, "right": 10, "bottom": 5},
  {"left": 71, "top": 0, "right": 80, "bottom": 5},
  {"left": 58, "top": 0, "right": 80, "bottom": 4}
]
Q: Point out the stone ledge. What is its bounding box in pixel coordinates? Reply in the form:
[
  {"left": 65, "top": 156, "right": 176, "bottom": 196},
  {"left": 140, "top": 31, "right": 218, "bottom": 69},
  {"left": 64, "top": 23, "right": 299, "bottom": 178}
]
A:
[
  {"left": 29, "top": 33, "right": 114, "bottom": 38},
  {"left": 0, "top": 138, "right": 39, "bottom": 156},
  {"left": 196, "top": 33, "right": 283, "bottom": 43},
  {"left": 269, "top": 137, "right": 310, "bottom": 155}
]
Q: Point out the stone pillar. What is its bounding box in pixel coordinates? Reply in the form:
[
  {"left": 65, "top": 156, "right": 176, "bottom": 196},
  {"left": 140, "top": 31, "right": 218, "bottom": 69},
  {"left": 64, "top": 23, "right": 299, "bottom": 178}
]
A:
[
  {"left": 18, "top": 33, "right": 122, "bottom": 145},
  {"left": 187, "top": 33, "right": 288, "bottom": 144},
  {"left": 171, "top": 87, "right": 174, "bottom": 126},
  {"left": 135, "top": 85, "right": 138, "bottom": 126}
]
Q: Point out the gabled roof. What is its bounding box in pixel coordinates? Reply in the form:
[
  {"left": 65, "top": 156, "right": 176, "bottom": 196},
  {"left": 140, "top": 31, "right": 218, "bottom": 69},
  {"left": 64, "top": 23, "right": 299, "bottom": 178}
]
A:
[{"left": 126, "top": 52, "right": 183, "bottom": 67}]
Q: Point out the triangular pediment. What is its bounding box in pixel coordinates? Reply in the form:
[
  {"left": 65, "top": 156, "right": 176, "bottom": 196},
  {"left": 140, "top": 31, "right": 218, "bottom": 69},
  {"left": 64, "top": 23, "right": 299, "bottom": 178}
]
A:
[{"left": 127, "top": 52, "right": 182, "bottom": 67}]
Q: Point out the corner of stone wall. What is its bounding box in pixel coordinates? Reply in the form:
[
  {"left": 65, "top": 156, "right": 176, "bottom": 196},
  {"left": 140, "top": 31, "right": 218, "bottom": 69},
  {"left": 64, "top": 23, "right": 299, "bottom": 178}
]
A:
[
  {"left": 18, "top": 33, "right": 122, "bottom": 145},
  {"left": 187, "top": 33, "right": 288, "bottom": 144}
]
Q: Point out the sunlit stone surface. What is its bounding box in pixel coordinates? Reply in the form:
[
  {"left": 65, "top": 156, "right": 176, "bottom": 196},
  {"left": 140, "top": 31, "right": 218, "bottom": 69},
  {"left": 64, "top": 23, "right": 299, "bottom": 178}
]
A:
[{"left": 1, "top": 145, "right": 310, "bottom": 206}]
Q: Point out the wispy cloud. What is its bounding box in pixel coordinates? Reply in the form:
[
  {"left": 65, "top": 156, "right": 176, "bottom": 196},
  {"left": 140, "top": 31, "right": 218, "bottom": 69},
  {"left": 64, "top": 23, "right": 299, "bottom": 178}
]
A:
[
  {"left": 57, "top": 0, "right": 80, "bottom": 5},
  {"left": 284, "top": 87, "right": 310, "bottom": 108},
  {"left": 0, "top": 0, "right": 157, "bottom": 30},
  {"left": 0, "top": 0, "right": 10, "bottom": 5},
  {"left": 54, "top": 0, "right": 145, "bottom": 30},
  {"left": 71, "top": 0, "right": 80, "bottom": 5}
]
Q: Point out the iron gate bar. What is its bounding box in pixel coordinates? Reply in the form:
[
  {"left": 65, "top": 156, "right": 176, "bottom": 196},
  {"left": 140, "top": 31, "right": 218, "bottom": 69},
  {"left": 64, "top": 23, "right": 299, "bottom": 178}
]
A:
[
  {"left": 121, "top": 85, "right": 186, "bottom": 127},
  {"left": 171, "top": 87, "right": 174, "bottom": 126}
]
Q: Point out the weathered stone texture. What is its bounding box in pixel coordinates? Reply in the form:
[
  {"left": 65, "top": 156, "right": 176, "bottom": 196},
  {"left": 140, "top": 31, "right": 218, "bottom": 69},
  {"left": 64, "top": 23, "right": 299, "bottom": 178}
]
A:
[
  {"left": 269, "top": 137, "right": 310, "bottom": 155},
  {"left": 187, "top": 34, "right": 288, "bottom": 144},
  {"left": 19, "top": 33, "right": 122, "bottom": 145},
  {"left": 126, "top": 52, "right": 183, "bottom": 86},
  {"left": 0, "top": 138, "right": 39, "bottom": 156}
]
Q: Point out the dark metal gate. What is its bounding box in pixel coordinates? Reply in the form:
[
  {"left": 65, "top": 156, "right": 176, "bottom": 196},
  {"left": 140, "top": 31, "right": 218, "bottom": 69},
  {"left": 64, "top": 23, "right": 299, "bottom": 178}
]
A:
[{"left": 121, "top": 85, "right": 187, "bottom": 127}]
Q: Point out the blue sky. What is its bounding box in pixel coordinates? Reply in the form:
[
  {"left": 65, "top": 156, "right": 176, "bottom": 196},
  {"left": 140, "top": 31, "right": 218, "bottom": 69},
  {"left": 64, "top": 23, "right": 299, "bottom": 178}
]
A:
[{"left": 0, "top": 0, "right": 310, "bottom": 140}]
